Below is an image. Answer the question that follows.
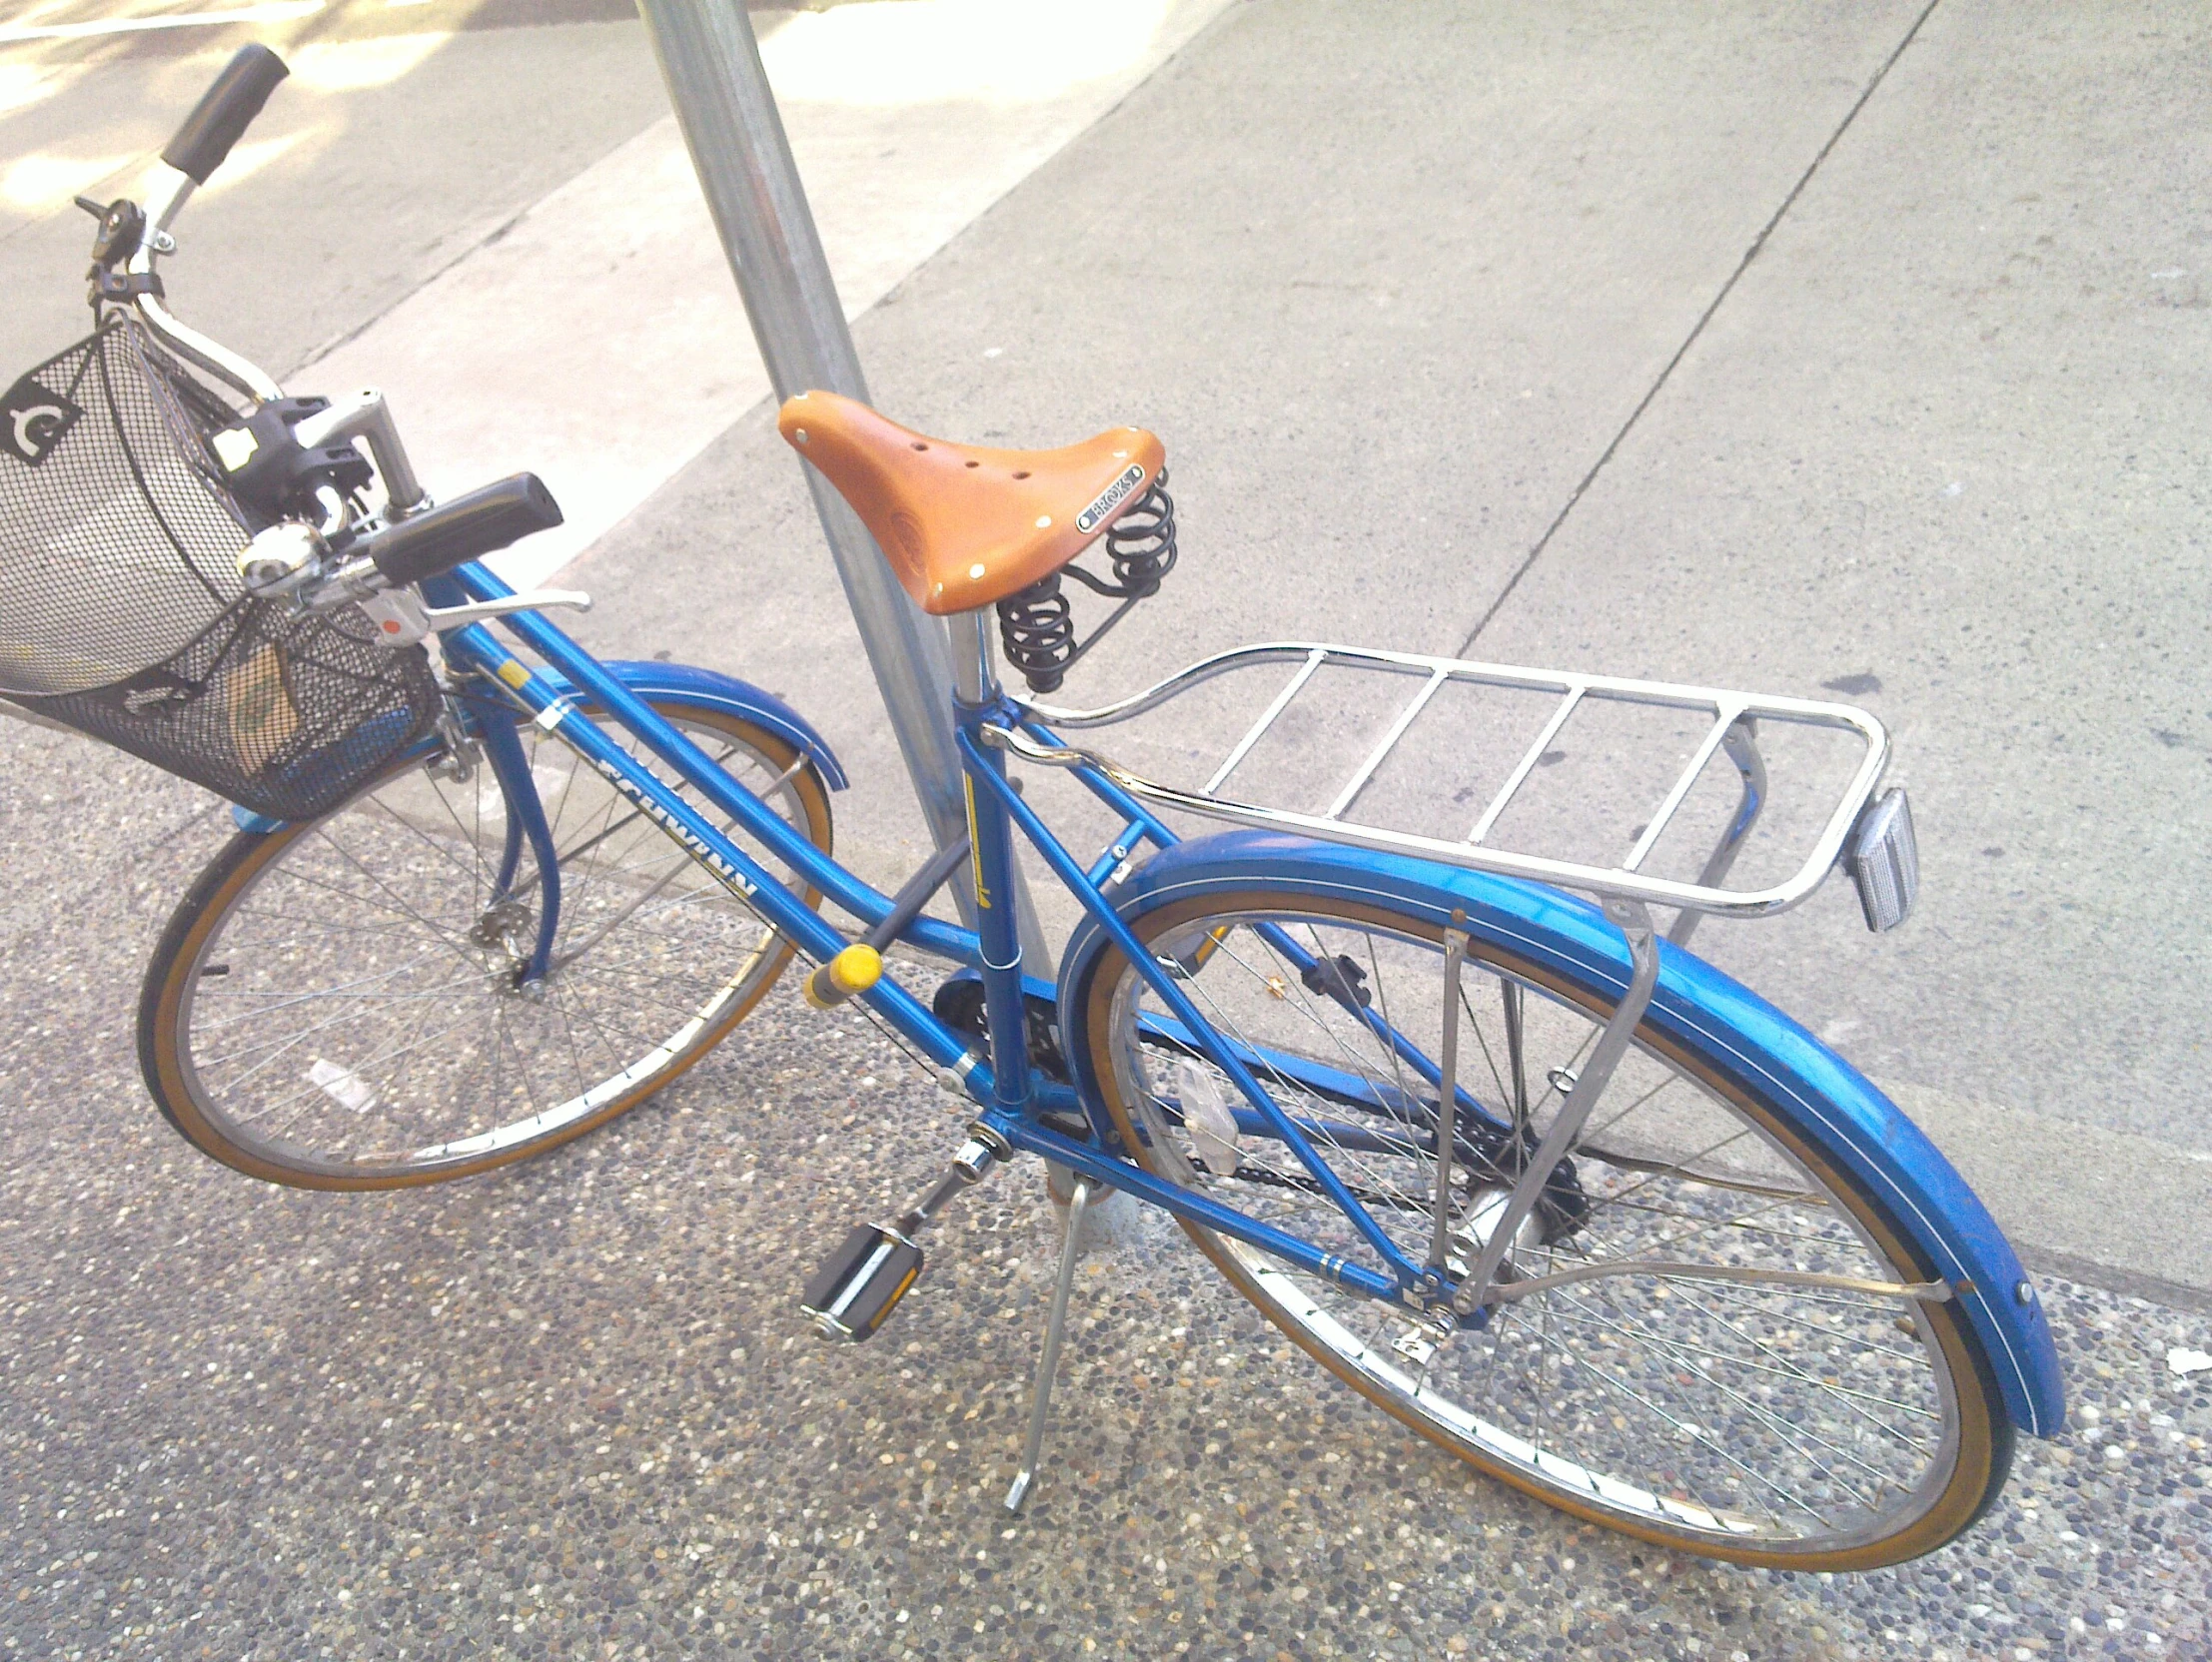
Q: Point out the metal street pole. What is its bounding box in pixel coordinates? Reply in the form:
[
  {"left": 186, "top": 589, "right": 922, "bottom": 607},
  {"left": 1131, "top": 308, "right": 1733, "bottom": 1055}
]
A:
[{"left": 634, "top": 0, "right": 1051, "bottom": 965}]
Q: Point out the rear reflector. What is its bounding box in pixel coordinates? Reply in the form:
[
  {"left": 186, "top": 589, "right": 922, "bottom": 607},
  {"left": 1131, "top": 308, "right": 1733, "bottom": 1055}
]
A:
[{"left": 1846, "top": 787, "right": 1919, "bottom": 932}]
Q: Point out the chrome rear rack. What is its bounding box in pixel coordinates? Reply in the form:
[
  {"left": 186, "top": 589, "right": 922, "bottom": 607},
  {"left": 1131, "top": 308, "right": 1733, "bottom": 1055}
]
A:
[{"left": 999, "top": 642, "right": 1910, "bottom": 929}]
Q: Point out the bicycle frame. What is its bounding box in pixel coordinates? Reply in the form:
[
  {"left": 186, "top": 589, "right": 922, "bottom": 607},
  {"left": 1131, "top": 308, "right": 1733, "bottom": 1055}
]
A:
[{"left": 430, "top": 562, "right": 1447, "bottom": 1307}]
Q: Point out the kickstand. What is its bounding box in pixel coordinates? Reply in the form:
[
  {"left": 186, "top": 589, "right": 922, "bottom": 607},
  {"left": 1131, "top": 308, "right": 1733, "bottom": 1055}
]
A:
[{"left": 1005, "top": 1178, "right": 1093, "bottom": 1513}]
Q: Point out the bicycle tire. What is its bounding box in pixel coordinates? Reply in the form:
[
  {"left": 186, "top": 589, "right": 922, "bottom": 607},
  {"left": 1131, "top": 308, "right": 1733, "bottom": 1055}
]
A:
[
  {"left": 1070, "top": 884, "right": 2012, "bottom": 1569},
  {"left": 138, "top": 696, "right": 831, "bottom": 1189}
]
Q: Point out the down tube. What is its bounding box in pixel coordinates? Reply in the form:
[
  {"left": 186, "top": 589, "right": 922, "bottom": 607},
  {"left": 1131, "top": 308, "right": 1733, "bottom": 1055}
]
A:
[
  {"left": 445, "top": 562, "right": 973, "bottom": 966},
  {"left": 439, "top": 622, "right": 974, "bottom": 1078}
]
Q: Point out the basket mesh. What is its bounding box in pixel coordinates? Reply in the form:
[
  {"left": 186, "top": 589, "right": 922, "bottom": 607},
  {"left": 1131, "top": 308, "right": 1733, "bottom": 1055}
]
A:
[{"left": 0, "top": 319, "right": 442, "bottom": 820}]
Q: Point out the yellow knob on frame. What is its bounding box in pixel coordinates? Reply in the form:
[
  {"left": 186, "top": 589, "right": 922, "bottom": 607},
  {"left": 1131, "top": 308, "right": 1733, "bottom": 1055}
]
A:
[{"left": 804, "top": 943, "right": 883, "bottom": 1009}]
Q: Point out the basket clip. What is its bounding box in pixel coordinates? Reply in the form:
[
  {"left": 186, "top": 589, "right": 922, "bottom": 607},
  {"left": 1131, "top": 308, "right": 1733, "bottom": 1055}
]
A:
[{"left": 90, "top": 268, "right": 166, "bottom": 307}]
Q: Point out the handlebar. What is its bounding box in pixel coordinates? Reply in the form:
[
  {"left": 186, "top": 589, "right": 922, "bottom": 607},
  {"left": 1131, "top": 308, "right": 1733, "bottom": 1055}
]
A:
[
  {"left": 110, "top": 48, "right": 566, "bottom": 598},
  {"left": 114, "top": 44, "right": 288, "bottom": 245},
  {"left": 363, "top": 474, "right": 565, "bottom": 588},
  {"left": 108, "top": 46, "right": 294, "bottom": 405},
  {"left": 161, "top": 45, "right": 289, "bottom": 186}
]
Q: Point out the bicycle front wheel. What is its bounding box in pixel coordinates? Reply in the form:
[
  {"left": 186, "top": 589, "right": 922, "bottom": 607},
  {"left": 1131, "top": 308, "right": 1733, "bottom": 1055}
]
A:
[
  {"left": 138, "top": 697, "right": 831, "bottom": 1189},
  {"left": 1074, "top": 887, "right": 2010, "bottom": 1569}
]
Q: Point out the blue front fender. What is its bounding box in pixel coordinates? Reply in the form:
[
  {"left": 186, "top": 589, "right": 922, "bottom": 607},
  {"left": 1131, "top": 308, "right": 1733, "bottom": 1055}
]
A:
[
  {"left": 542, "top": 660, "right": 847, "bottom": 791},
  {"left": 1057, "top": 829, "right": 2066, "bottom": 1439},
  {"left": 231, "top": 659, "right": 847, "bottom": 835}
]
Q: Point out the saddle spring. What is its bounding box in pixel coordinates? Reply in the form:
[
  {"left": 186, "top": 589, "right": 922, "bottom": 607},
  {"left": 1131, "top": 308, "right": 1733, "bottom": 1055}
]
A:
[
  {"left": 995, "top": 577, "right": 1077, "bottom": 693},
  {"left": 1082, "top": 471, "right": 1178, "bottom": 599},
  {"left": 996, "top": 472, "right": 1177, "bottom": 694}
]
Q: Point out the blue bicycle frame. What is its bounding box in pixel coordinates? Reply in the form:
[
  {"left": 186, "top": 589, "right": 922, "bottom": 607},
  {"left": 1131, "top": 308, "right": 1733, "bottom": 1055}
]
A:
[
  {"left": 431, "top": 563, "right": 1434, "bottom": 1306},
  {"left": 408, "top": 561, "right": 2066, "bottom": 1442}
]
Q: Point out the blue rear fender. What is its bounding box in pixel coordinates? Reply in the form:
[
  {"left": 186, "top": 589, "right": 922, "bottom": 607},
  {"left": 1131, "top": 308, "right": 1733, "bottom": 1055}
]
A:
[
  {"left": 1057, "top": 829, "right": 2066, "bottom": 1440},
  {"left": 230, "top": 659, "right": 846, "bottom": 835}
]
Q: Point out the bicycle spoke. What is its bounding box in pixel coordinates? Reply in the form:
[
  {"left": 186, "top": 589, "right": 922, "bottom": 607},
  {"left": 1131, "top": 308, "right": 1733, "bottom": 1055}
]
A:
[
  {"left": 1543, "top": 1284, "right": 1899, "bottom": 1504},
  {"left": 370, "top": 789, "right": 487, "bottom": 892},
  {"left": 227, "top": 1010, "right": 488, "bottom": 1124},
  {"left": 189, "top": 951, "right": 454, "bottom": 1031},
  {"left": 1512, "top": 1304, "right": 1836, "bottom": 1525},
  {"left": 1530, "top": 1301, "right": 1939, "bottom": 1427},
  {"left": 199, "top": 975, "right": 485, "bottom": 1076}
]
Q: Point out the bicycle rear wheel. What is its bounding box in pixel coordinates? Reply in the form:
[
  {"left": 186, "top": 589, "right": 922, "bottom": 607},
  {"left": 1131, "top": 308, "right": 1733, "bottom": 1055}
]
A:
[
  {"left": 1072, "top": 887, "right": 2011, "bottom": 1569},
  {"left": 138, "top": 696, "right": 830, "bottom": 1188}
]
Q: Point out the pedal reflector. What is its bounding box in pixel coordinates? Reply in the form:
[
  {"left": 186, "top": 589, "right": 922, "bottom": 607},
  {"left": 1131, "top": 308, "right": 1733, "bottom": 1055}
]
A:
[{"left": 800, "top": 1223, "right": 924, "bottom": 1341}]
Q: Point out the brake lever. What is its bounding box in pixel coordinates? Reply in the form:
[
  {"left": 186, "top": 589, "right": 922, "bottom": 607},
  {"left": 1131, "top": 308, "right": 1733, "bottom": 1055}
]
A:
[
  {"left": 421, "top": 591, "right": 591, "bottom": 629},
  {"left": 354, "top": 587, "right": 591, "bottom": 648},
  {"left": 75, "top": 196, "right": 168, "bottom": 259}
]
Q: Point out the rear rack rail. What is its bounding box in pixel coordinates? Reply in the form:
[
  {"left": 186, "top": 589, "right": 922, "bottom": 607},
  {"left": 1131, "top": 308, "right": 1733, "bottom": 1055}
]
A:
[{"left": 999, "top": 641, "right": 1896, "bottom": 924}]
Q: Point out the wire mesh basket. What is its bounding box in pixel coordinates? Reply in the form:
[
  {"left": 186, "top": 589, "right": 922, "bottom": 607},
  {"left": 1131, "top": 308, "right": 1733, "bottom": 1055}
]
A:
[{"left": 0, "top": 318, "right": 442, "bottom": 820}]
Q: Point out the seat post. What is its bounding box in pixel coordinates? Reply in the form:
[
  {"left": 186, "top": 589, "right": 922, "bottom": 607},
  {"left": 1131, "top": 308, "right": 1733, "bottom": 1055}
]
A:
[
  {"left": 945, "top": 601, "right": 1059, "bottom": 983},
  {"left": 948, "top": 608, "right": 1000, "bottom": 706}
]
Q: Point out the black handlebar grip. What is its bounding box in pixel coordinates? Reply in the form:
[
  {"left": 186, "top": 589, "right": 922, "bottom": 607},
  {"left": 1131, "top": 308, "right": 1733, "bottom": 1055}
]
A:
[
  {"left": 367, "top": 474, "right": 565, "bottom": 589},
  {"left": 162, "top": 45, "right": 290, "bottom": 186}
]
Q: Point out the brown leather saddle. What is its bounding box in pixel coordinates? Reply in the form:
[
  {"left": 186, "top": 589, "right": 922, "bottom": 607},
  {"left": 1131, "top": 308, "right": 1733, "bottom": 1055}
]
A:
[{"left": 777, "top": 391, "right": 1166, "bottom": 616}]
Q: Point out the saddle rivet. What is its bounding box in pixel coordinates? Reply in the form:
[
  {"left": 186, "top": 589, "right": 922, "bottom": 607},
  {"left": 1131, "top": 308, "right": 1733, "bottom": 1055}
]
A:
[
  {"left": 793, "top": 427, "right": 808, "bottom": 444},
  {"left": 969, "top": 562, "right": 987, "bottom": 579},
  {"left": 1035, "top": 515, "right": 1052, "bottom": 529}
]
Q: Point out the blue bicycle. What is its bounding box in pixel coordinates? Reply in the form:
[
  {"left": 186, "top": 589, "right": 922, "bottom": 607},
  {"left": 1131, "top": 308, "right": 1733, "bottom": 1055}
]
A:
[{"left": 3, "top": 48, "right": 2063, "bottom": 1569}]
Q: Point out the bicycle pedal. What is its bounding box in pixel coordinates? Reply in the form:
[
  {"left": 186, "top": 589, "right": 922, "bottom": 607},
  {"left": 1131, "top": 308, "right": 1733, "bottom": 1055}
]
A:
[{"left": 800, "top": 1223, "right": 924, "bottom": 1342}]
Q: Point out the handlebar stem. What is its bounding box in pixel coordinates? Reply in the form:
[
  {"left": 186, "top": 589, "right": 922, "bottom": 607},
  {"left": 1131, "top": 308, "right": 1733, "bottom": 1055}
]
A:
[
  {"left": 140, "top": 164, "right": 195, "bottom": 236},
  {"left": 292, "top": 390, "right": 429, "bottom": 516}
]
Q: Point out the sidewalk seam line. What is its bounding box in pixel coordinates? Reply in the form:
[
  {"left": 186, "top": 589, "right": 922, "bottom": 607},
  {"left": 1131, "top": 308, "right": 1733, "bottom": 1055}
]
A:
[
  {"left": 284, "top": 199, "right": 539, "bottom": 383},
  {"left": 2013, "top": 1245, "right": 2212, "bottom": 1319},
  {"left": 1453, "top": 0, "right": 1943, "bottom": 657},
  {"left": 825, "top": 0, "right": 1234, "bottom": 320},
  {"left": 546, "top": 0, "right": 1237, "bottom": 577}
]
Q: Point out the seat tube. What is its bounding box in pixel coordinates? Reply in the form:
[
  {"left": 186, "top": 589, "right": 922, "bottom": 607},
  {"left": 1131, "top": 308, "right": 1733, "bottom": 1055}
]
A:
[{"left": 952, "top": 610, "right": 1032, "bottom": 1111}]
